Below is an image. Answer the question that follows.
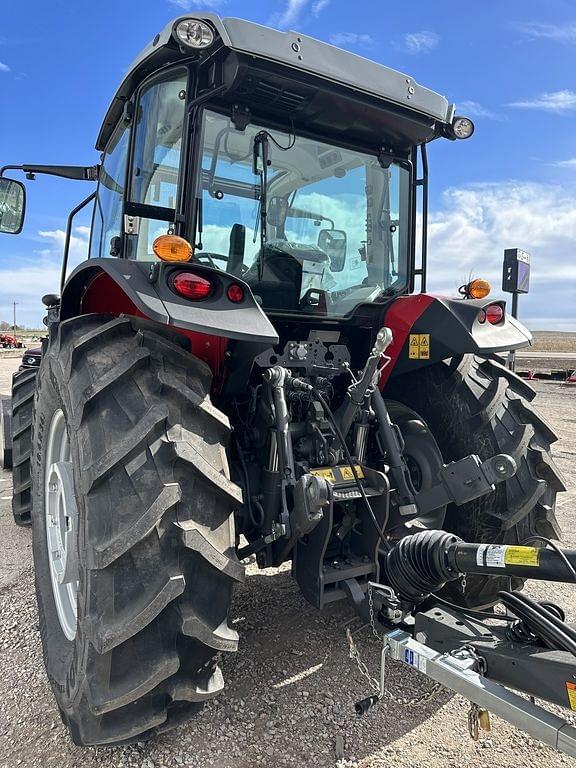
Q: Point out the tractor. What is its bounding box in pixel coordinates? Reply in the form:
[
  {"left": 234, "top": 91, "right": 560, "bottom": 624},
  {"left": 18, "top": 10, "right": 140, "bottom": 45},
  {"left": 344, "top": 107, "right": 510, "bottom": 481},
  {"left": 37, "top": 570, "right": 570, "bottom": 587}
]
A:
[{"left": 1, "top": 13, "right": 575, "bottom": 755}]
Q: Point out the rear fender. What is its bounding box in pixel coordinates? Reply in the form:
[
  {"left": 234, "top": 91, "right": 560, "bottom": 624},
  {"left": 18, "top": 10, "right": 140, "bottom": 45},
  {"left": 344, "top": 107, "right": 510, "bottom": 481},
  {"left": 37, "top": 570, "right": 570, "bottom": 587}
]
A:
[
  {"left": 60, "top": 258, "right": 279, "bottom": 377},
  {"left": 380, "top": 294, "right": 531, "bottom": 385}
]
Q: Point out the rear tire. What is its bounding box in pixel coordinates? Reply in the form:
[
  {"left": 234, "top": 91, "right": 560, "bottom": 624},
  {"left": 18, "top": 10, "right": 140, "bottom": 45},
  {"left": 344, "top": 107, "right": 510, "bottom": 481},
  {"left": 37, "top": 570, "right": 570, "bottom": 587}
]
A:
[
  {"left": 11, "top": 368, "right": 37, "bottom": 525},
  {"left": 1, "top": 395, "right": 12, "bottom": 470},
  {"left": 32, "top": 314, "right": 244, "bottom": 746},
  {"left": 387, "top": 354, "right": 565, "bottom": 607}
]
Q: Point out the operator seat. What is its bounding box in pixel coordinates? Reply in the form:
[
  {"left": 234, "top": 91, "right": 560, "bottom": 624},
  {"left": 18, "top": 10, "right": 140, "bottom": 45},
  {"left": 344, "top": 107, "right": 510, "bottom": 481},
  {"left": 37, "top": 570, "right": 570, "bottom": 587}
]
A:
[
  {"left": 228, "top": 223, "right": 245, "bottom": 276},
  {"left": 244, "top": 240, "right": 329, "bottom": 311}
]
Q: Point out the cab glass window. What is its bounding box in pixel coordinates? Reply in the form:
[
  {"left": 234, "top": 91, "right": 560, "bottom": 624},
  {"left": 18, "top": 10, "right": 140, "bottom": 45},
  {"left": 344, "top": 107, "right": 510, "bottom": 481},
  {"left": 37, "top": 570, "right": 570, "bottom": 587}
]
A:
[
  {"left": 90, "top": 121, "right": 129, "bottom": 258},
  {"left": 130, "top": 71, "right": 187, "bottom": 260}
]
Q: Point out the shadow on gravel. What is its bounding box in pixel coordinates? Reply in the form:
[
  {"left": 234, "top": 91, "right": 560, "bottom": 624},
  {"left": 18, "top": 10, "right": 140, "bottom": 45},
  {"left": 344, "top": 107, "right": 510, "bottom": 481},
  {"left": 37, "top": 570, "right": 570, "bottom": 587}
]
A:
[{"left": 142, "top": 566, "right": 453, "bottom": 767}]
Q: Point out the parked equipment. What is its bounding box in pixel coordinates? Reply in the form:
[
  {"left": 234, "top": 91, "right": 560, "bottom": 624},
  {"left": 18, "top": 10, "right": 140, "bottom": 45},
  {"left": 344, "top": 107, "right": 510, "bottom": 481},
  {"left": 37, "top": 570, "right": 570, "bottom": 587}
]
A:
[{"left": 0, "top": 13, "right": 572, "bottom": 755}]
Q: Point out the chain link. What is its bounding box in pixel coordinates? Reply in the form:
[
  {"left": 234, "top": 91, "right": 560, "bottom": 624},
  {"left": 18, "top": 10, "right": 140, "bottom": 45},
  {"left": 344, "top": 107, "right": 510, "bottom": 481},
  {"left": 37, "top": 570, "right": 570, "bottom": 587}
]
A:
[
  {"left": 347, "top": 628, "right": 381, "bottom": 695},
  {"left": 368, "top": 583, "right": 383, "bottom": 642},
  {"left": 347, "top": 587, "right": 445, "bottom": 708}
]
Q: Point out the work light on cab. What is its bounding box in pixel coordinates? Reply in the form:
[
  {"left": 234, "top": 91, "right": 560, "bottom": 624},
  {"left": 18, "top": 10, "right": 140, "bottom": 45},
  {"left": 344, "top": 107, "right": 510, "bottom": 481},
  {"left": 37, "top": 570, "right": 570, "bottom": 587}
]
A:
[
  {"left": 152, "top": 234, "right": 193, "bottom": 262},
  {"left": 452, "top": 116, "right": 475, "bottom": 139},
  {"left": 174, "top": 19, "right": 214, "bottom": 49},
  {"left": 170, "top": 271, "right": 213, "bottom": 300}
]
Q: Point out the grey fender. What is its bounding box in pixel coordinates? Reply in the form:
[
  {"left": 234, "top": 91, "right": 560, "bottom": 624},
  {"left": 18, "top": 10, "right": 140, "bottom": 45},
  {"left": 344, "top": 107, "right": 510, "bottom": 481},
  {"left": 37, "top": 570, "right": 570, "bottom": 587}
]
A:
[{"left": 60, "top": 258, "right": 279, "bottom": 345}]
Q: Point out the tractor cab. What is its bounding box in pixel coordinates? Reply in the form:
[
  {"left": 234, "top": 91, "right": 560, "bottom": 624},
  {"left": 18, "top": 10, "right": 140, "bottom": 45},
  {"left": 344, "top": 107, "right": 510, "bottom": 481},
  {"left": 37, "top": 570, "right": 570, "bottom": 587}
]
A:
[
  {"left": 90, "top": 14, "right": 467, "bottom": 317},
  {"left": 1, "top": 13, "right": 474, "bottom": 322}
]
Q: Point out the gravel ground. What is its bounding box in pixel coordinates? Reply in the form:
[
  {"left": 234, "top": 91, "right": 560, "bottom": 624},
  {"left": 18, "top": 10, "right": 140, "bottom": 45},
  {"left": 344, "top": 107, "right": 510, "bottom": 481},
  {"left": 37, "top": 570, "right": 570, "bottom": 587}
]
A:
[{"left": 0, "top": 355, "right": 574, "bottom": 768}]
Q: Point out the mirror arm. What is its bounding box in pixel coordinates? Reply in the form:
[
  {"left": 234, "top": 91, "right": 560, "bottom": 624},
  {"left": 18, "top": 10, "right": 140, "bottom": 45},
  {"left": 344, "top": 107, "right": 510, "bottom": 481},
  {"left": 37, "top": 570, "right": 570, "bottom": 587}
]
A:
[
  {"left": 0, "top": 164, "right": 99, "bottom": 181},
  {"left": 60, "top": 191, "right": 97, "bottom": 293}
]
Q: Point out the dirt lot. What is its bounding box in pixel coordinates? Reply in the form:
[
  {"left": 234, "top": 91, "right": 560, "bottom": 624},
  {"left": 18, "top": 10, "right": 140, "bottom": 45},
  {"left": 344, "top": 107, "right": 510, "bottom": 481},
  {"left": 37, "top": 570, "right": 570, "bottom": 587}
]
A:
[
  {"left": 532, "top": 331, "right": 576, "bottom": 354},
  {"left": 0, "top": 355, "right": 575, "bottom": 768}
]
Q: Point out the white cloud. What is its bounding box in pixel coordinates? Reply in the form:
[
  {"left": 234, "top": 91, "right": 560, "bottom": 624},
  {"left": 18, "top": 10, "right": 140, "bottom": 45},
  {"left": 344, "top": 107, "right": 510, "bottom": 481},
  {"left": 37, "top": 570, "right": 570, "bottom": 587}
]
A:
[
  {"left": 456, "top": 100, "right": 501, "bottom": 120},
  {"left": 167, "top": 0, "right": 224, "bottom": 10},
  {"left": 0, "top": 227, "right": 90, "bottom": 328},
  {"left": 268, "top": 0, "right": 309, "bottom": 29},
  {"left": 517, "top": 22, "right": 576, "bottom": 43},
  {"left": 426, "top": 181, "right": 576, "bottom": 330},
  {"left": 403, "top": 31, "right": 439, "bottom": 54},
  {"left": 312, "top": 0, "right": 330, "bottom": 16},
  {"left": 0, "top": 62, "right": 10, "bottom": 73},
  {"left": 329, "top": 32, "right": 373, "bottom": 47},
  {"left": 552, "top": 157, "right": 576, "bottom": 168},
  {"left": 508, "top": 90, "right": 576, "bottom": 113}
]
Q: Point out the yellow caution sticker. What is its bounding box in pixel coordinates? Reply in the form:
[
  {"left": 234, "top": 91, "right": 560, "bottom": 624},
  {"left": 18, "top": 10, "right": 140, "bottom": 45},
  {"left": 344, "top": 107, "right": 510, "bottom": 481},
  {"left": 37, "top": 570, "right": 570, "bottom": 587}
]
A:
[
  {"left": 504, "top": 546, "right": 541, "bottom": 567},
  {"left": 309, "top": 465, "right": 365, "bottom": 484},
  {"left": 309, "top": 467, "right": 336, "bottom": 483},
  {"left": 340, "top": 465, "right": 365, "bottom": 481},
  {"left": 566, "top": 682, "right": 576, "bottom": 711},
  {"left": 409, "top": 333, "right": 430, "bottom": 360}
]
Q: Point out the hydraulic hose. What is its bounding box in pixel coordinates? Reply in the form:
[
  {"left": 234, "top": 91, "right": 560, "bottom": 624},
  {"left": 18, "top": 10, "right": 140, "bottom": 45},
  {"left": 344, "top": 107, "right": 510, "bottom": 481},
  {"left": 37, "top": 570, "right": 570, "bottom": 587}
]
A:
[{"left": 499, "top": 591, "right": 576, "bottom": 657}]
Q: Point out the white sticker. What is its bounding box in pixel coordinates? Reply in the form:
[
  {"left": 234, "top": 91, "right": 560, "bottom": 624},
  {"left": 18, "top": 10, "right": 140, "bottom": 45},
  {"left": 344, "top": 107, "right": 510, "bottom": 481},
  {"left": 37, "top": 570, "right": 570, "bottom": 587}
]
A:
[
  {"left": 477, "top": 544, "right": 507, "bottom": 568},
  {"left": 404, "top": 648, "right": 427, "bottom": 673},
  {"left": 476, "top": 544, "right": 487, "bottom": 566}
]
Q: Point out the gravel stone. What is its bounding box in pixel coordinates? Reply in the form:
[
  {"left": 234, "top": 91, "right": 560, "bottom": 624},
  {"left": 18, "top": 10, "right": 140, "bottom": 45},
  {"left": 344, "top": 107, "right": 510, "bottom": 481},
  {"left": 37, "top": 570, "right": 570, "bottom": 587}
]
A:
[{"left": 1, "top": 359, "right": 574, "bottom": 768}]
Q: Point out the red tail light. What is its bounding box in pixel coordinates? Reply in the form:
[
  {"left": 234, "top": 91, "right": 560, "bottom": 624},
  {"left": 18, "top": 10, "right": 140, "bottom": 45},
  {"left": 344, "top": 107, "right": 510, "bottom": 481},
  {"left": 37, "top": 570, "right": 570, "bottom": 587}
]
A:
[
  {"left": 171, "top": 272, "right": 213, "bottom": 300},
  {"left": 227, "top": 283, "right": 245, "bottom": 303},
  {"left": 478, "top": 303, "right": 505, "bottom": 325}
]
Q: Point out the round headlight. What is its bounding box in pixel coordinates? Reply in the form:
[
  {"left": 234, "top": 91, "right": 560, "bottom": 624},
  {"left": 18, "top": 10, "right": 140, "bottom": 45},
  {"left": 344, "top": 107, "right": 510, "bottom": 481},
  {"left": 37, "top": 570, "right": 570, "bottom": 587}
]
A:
[
  {"left": 175, "top": 19, "right": 214, "bottom": 49},
  {"left": 452, "top": 116, "right": 475, "bottom": 140}
]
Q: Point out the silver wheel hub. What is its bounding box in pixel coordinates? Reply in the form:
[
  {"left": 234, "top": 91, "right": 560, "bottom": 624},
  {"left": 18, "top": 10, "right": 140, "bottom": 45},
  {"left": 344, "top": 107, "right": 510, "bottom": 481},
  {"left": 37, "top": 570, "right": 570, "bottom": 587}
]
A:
[{"left": 45, "top": 409, "right": 78, "bottom": 641}]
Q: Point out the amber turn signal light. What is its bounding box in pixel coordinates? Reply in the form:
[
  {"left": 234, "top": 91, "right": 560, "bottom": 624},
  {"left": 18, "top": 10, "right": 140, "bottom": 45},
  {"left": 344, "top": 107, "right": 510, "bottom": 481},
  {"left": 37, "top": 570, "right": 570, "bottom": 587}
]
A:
[
  {"left": 466, "top": 278, "right": 491, "bottom": 299},
  {"left": 152, "top": 234, "right": 193, "bottom": 262}
]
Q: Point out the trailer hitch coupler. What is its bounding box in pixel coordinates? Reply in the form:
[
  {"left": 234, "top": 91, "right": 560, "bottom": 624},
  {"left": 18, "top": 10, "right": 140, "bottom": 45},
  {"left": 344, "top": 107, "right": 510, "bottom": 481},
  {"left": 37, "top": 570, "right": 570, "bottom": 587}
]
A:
[{"left": 355, "top": 694, "right": 380, "bottom": 716}]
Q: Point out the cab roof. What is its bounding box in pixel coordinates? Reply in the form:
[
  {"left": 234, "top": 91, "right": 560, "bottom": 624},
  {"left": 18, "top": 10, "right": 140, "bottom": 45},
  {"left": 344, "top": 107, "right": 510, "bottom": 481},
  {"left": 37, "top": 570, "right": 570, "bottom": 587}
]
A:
[{"left": 97, "top": 14, "right": 454, "bottom": 152}]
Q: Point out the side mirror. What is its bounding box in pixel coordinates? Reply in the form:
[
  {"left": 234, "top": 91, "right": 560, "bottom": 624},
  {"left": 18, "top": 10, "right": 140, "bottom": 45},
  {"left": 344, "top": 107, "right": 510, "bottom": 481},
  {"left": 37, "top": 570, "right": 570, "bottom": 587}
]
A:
[
  {"left": 0, "top": 177, "right": 26, "bottom": 234},
  {"left": 318, "top": 229, "right": 347, "bottom": 272},
  {"left": 268, "top": 196, "right": 289, "bottom": 228}
]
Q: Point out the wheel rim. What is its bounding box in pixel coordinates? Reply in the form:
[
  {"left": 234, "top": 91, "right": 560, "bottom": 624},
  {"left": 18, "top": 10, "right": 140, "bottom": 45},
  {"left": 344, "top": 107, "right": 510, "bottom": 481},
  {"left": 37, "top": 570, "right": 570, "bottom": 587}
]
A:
[{"left": 45, "top": 409, "right": 78, "bottom": 641}]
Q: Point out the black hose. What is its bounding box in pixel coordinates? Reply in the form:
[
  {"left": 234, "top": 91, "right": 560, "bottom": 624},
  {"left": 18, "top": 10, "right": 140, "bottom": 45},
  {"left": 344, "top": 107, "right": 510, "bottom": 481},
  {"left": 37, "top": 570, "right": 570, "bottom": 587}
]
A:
[
  {"left": 499, "top": 591, "right": 576, "bottom": 657},
  {"left": 311, "top": 387, "right": 391, "bottom": 553}
]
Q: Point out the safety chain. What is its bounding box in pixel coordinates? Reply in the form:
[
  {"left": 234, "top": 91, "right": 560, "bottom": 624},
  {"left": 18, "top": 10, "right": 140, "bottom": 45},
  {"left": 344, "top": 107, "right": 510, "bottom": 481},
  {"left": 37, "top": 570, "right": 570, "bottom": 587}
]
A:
[{"left": 346, "top": 585, "right": 445, "bottom": 708}]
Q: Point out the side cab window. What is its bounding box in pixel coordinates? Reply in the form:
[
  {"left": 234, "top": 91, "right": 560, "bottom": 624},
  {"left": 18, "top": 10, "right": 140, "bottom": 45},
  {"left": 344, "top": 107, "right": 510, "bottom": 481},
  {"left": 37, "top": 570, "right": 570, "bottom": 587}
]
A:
[
  {"left": 127, "top": 71, "right": 187, "bottom": 260},
  {"left": 89, "top": 121, "right": 130, "bottom": 259}
]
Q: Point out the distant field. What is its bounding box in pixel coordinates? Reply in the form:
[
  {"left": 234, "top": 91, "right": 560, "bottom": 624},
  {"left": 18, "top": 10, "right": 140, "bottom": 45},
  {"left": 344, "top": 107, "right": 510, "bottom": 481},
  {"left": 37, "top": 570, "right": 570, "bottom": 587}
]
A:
[{"left": 530, "top": 331, "right": 576, "bottom": 353}]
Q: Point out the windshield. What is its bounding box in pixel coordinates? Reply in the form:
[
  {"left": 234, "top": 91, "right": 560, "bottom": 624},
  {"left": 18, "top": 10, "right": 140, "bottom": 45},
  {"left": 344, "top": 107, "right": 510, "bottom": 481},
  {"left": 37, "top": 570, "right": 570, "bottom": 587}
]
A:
[{"left": 195, "top": 109, "right": 411, "bottom": 316}]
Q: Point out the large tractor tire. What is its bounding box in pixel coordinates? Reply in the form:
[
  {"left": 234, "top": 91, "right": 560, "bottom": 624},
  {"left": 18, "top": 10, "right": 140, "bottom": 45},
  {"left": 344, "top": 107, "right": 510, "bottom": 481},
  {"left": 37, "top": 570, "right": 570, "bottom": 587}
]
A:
[
  {"left": 11, "top": 367, "right": 38, "bottom": 525},
  {"left": 1, "top": 396, "right": 12, "bottom": 470},
  {"left": 388, "top": 354, "right": 565, "bottom": 608},
  {"left": 31, "top": 314, "right": 244, "bottom": 746}
]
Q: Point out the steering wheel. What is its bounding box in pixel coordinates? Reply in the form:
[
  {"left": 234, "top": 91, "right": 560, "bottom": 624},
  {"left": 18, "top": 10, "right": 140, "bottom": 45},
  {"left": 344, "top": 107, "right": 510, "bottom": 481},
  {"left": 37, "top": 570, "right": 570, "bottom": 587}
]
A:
[
  {"left": 194, "top": 252, "right": 228, "bottom": 269},
  {"left": 194, "top": 252, "right": 249, "bottom": 276}
]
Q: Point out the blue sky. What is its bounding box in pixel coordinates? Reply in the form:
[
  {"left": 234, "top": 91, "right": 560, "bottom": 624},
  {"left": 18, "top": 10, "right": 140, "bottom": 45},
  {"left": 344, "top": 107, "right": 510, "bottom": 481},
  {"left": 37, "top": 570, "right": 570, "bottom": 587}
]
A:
[{"left": 0, "top": 0, "right": 575, "bottom": 329}]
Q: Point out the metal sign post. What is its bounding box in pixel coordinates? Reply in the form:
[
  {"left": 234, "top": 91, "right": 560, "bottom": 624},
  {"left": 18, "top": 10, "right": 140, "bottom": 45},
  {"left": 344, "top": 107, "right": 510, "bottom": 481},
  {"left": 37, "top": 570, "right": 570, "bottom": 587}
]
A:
[{"left": 502, "top": 248, "right": 531, "bottom": 371}]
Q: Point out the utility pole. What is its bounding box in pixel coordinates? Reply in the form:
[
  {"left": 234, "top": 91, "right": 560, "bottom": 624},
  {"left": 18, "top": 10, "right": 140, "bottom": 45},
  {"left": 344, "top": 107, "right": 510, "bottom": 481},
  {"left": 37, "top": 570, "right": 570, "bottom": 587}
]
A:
[{"left": 13, "top": 301, "right": 18, "bottom": 336}]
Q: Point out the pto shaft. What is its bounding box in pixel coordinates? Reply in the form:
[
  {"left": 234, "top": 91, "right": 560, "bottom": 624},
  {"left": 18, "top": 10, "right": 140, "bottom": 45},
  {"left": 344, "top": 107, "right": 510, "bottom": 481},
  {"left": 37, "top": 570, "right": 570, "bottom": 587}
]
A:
[{"left": 383, "top": 531, "right": 576, "bottom": 603}]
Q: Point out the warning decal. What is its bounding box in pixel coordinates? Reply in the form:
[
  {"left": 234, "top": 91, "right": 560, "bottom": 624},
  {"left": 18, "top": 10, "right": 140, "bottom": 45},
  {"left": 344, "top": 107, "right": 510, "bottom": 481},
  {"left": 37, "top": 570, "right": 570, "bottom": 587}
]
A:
[
  {"left": 340, "top": 465, "right": 365, "bottom": 481},
  {"left": 476, "top": 544, "right": 506, "bottom": 567},
  {"left": 504, "top": 546, "right": 540, "bottom": 567},
  {"left": 309, "top": 468, "right": 336, "bottom": 483},
  {"left": 309, "top": 465, "right": 364, "bottom": 484},
  {"left": 566, "top": 682, "right": 576, "bottom": 711},
  {"left": 409, "top": 334, "right": 430, "bottom": 360}
]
